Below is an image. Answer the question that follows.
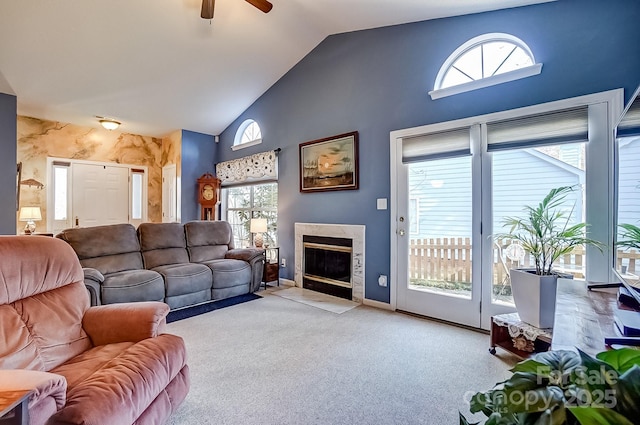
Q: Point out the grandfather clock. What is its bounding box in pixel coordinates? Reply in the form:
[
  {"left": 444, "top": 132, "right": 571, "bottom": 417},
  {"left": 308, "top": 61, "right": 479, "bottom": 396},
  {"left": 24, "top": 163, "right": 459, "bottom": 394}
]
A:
[{"left": 196, "top": 173, "right": 221, "bottom": 220}]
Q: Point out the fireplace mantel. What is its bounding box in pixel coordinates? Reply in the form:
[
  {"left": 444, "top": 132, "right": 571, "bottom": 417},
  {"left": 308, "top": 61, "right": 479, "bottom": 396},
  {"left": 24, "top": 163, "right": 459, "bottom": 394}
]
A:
[{"left": 294, "top": 223, "right": 365, "bottom": 303}]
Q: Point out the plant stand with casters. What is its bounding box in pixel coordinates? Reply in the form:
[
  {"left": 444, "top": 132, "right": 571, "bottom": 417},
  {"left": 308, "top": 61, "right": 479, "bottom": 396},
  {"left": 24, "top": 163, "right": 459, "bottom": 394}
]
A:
[{"left": 489, "top": 313, "right": 552, "bottom": 358}]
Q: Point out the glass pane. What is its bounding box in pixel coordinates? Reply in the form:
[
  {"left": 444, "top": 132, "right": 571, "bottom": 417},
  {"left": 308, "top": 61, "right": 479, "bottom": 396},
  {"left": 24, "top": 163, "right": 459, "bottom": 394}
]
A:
[
  {"left": 616, "top": 135, "right": 640, "bottom": 279},
  {"left": 441, "top": 67, "right": 474, "bottom": 89},
  {"left": 452, "top": 45, "right": 482, "bottom": 82},
  {"left": 491, "top": 143, "right": 586, "bottom": 305},
  {"left": 54, "top": 167, "right": 68, "bottom": 220},
  {"left": 226, "top": 210, "right": 251, "bottom": 248},
  {"left": 226, "top": 186, "right": 251, "bottom": 209},
  {"left": 407, "top": 156, "right": 473, "bottom": 299},
  {"left": 494, "top": 46, "right": 533, "bottom": 75},
  {"left": 482, "top": 41, "right": 515, "bottom": 77},
  {"left": 241, "top": 121, "right": 262, "bottom": 144},
  {"left": 131, "top": 173, "right": 143, "bottom": 220}
]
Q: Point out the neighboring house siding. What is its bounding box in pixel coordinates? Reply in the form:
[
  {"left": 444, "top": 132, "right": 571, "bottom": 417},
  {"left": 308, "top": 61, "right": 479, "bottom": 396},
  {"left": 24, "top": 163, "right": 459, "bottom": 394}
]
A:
[
  {"left": 409, "top": 149, "right": 583, "bottom": 239},
  {"left": 618, "top": 136, "right": 640, "bottom": 226}
]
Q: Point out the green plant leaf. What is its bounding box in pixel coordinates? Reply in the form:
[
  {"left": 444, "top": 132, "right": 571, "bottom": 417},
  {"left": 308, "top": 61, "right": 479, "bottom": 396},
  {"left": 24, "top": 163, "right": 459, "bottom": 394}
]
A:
[
  {"left": 575, "top": 349, "right": 618, "bottom": 396},
  {"left": 569, "top": 407, "right": 634, "bottom": 425},
  {"left": 469, "top": 390, "right": 497, "bottom": 416},
  {"left": 596, "top": 347, "right": 640, "bottom": 373},
  {"left": 459, "top": 412, "right": 479, "bottom": 425},
  {"left": 610, "top": 365, "right": 640, "bottom": 419},
  {"left": 503, "top": 386, "right": 565, "bottom": 415}
]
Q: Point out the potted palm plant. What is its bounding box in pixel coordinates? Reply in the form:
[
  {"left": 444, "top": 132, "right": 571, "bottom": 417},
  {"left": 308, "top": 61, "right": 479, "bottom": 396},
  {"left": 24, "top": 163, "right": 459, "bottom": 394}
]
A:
[{"left": 494, "top": 186, "right": 603, "bottom": 328}]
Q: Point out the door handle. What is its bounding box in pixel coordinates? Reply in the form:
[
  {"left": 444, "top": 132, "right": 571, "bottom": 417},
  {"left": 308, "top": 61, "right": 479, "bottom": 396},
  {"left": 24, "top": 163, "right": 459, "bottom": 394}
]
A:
[{"left": 398, "top": 229, "right": 405, "bottom": 236}]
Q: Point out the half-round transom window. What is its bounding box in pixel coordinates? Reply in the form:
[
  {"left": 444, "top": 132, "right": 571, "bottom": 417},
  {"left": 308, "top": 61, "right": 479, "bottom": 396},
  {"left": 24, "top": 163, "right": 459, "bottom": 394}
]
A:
[
  {"left": 430, "top": 33, "right": 542, "bottom": 100},
  {"left": 233, "top": 119, "right": 262, "bottom": 150}
]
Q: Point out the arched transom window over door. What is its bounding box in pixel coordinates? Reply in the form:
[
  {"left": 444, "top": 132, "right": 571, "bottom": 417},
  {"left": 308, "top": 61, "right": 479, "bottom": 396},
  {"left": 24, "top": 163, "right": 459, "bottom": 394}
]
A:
[{"left": 429, "top": 33, "right": 542, "bottom": 100}]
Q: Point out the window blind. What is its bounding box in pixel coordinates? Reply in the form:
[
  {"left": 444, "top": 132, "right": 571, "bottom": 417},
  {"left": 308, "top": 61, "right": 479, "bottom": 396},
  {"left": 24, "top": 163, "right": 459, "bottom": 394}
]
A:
[
  {"left": 617, "top": 97, "right": 640, "bottom": 137},
  {"left": 401, "top": 127, "right": 471, "bottom": 163},
  {"left": 487, "top": 106, "right": 588, "bottom": 151}
]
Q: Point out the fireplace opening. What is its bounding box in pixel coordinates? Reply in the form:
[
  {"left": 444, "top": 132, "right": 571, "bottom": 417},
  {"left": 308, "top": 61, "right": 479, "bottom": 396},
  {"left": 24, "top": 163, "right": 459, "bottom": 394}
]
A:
[{"left": 303, "top": 235, "right": 352, "bottom": 300}]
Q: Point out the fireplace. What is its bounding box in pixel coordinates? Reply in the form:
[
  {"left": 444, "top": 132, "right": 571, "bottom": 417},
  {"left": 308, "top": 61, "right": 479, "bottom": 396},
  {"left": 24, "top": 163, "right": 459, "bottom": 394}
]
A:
[
  {"left": 295, "top": 223, "right": 365, "bottom": 303},
  {"left": 303, "top": 235, "right": 353, "bottom": 300}
]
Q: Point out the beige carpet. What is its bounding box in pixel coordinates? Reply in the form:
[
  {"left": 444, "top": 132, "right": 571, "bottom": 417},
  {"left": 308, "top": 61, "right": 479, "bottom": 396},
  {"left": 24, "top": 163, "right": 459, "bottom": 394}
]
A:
[
  {"left": 166, "top": 289, "right": 519, "bottom": 425},
  {"left": 271, "top": 286, "right": 359, "bottom": 314}
]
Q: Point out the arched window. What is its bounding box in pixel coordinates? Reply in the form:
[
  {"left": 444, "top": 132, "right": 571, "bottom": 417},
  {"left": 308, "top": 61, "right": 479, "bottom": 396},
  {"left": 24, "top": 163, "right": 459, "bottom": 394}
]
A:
[
  {"left": 429, "top": 33, "right": 542, "bottom": 100},
  {"left": 232, "top": 119, "right": 262, "bottom": 151}
]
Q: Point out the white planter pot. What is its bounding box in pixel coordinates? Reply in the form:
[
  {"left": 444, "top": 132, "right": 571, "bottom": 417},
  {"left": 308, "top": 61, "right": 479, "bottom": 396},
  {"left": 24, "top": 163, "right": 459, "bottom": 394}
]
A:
[{"left": 509, "top": 268, "right": 558, "bottom": 329}]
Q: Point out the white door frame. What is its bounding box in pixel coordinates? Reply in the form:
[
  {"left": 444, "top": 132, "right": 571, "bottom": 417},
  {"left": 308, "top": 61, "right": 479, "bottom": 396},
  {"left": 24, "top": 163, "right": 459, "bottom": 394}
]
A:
[{"left": 390, "top": 89, "right": 622, "bottom": 328}]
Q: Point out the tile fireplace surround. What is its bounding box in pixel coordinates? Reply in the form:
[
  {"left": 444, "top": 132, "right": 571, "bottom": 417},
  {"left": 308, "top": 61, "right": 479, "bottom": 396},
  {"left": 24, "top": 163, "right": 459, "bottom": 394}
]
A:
[{"left": 294, "top": 223, "right": 365, "bottom": 303}]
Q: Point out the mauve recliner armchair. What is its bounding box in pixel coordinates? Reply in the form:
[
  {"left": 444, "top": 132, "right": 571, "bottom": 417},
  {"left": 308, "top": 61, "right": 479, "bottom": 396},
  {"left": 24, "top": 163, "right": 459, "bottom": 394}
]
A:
[{"left": 0, "top": 236, "right": 189, "bottom": 425}]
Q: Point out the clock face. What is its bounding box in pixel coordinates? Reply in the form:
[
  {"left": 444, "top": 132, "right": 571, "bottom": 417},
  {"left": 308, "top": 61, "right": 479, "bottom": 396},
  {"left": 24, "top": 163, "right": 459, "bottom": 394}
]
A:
[{"left": 202, "top": 185, "right": 215, "bottom": 201}]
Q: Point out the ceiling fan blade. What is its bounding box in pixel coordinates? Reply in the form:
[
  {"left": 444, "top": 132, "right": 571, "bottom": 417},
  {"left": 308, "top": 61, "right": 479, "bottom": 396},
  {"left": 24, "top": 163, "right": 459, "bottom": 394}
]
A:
[
  {"left": 245, "top": 0, "right": 273, "bottom": 13},
  {"left": 201, "top": 0, "right": 215, "bottom": 19}
]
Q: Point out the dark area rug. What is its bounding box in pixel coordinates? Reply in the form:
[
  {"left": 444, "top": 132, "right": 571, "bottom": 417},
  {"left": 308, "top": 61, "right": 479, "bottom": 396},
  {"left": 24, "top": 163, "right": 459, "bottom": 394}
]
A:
[{"left": 166, "top": 293, "right": 262, "bottom": 323}]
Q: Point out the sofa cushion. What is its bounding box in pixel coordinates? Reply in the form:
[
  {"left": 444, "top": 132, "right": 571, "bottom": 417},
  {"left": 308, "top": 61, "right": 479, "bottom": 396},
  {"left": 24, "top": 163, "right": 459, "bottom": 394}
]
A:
[
  {"left": 101, "top": 270, "right": 165, "bottom": 304},
  {"left": 56, "top": 224, "right": 144, "bottom": 274},
  {"left": 184, "top": 221, "right": 234, "bottom": 262},
  {"left": 50, "top": 334, "right": 187, "bottom": 425},
  {"left": 152, "top": 263, "right": 212, "bottom": 297},
  {"left": 138, "top": 223, "right": 190, "bottom": 269},
  {"left": 201, "top": 259, "right": 251, "bottom": 289}
]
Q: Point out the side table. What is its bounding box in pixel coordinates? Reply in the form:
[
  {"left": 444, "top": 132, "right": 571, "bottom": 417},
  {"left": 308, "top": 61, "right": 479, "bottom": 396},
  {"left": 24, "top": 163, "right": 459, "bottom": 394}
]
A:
[
  {"left": 262, "top": 247, "right": 280, "bottom": 289},
  {"left": 0, "top": 390, "right": 31, "bottom": 425},
  {"left": 490, "top": 313, "right": 552, "bottom": 358}
]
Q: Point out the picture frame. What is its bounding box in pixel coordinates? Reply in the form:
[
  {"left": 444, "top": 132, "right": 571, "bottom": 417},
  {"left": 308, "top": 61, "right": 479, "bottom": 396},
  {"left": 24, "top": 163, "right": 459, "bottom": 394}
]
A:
[{"left": 299, "top": 131, "right": 359, "bottom": 193}]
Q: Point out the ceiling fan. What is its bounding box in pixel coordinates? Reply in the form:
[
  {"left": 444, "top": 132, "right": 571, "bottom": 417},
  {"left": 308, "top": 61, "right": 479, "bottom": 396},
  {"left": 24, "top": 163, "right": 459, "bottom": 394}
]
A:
[{"left": 201, "top": 0, "right": 273, "bottom": 19}]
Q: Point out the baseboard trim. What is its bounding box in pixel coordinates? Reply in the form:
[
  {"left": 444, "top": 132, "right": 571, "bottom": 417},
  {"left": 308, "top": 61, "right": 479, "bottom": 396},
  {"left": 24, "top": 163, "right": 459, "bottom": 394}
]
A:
[
  {"left": 363, "top": 298, "right": 394, "bottom": 311},
  {"left": 279, "top": 278, "right": 295, "bottom": 287}
]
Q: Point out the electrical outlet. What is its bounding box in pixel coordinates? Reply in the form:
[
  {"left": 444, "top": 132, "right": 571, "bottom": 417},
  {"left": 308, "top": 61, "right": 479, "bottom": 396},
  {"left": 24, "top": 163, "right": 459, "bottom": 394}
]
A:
[
  {"left": 281, "top": 258, "right": 286, "bottom": 268},
  {"left": 378, "top": 275, "right": 388, "bottom": 287}
]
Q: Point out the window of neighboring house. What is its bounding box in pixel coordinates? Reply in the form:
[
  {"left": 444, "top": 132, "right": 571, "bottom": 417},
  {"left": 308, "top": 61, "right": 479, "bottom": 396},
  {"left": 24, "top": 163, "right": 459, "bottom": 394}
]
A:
[
  {"left": 222, "top": 182, "right": 277, "bottom": 248},
  {"left": 232, "top": 119, "right": 263, "bottom": 151},
  {"left": 409, "top": 198, "right": 419, "bottom": 234},
  {"left": 429, "top": 33, "right": 542, "bottom": 100}
]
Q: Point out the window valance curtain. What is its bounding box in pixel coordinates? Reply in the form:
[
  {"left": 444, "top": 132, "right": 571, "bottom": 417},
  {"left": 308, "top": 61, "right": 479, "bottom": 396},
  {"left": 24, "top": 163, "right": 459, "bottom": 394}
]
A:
[{"left": 215, "top": 149, "right": 278, "bottom": 187}]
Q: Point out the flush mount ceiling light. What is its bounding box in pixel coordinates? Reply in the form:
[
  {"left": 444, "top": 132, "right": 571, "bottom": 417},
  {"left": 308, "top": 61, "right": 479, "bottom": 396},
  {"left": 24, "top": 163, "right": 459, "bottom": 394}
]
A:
[{"left": 99, "top": 118, "right": 120, "bottom": 130}]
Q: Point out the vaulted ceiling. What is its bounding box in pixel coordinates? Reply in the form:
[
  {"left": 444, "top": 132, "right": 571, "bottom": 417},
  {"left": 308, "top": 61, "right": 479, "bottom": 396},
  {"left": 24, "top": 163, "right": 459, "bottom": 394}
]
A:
[{"left": 0, "top": 0, "right": 553, "bottom": 137}]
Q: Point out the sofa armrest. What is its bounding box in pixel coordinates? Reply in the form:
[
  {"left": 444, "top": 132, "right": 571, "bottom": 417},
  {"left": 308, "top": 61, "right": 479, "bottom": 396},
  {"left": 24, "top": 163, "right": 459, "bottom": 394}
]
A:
[
  {"left": 82, "top": 301, "right": 170, "bottom": 346},
  {"left": 83, "top": 267, "right": 104, "bottom": 306},
  {"left": 225, "top": 248, "right": 265, "bottom": 263},
  {"left": 226, "top": 248, "right": 265, "bottom": 292},
  {"left": 0, "top": 369, "right": 67, "bottom": 411}
]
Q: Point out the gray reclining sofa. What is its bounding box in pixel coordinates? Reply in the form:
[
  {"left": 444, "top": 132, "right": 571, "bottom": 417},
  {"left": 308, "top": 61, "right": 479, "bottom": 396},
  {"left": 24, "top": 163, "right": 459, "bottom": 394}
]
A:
[{"left": 56, "top": 221, "right": 265, "bottom": 309}]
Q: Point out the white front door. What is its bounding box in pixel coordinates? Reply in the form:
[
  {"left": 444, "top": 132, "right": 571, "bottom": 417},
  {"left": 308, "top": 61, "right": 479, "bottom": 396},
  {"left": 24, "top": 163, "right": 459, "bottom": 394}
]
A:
[{"left": 72, "top": 163, "right": 129, "bottom": 227}]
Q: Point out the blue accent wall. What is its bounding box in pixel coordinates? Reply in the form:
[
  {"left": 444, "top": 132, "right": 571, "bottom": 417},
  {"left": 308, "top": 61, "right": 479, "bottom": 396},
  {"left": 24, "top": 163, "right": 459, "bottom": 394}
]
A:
[
  {"left": 181, "top": 130, "right": 215, "bottom": 222},
  {"left": 0, "top": 93, "right": 17, "bottom": 235},
  {"left": 222, "top": 0, "right": 640, "bottom": 303}
]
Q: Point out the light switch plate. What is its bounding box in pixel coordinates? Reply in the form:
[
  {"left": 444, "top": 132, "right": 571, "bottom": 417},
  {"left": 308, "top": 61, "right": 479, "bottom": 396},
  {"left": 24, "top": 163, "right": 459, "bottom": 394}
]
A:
[{"left": 376, "top": 198, "right": 387, "bottom": 210}]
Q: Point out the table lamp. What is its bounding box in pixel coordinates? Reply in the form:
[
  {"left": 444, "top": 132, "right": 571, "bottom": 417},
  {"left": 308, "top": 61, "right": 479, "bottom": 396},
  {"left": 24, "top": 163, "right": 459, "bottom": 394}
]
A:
[
  {"left": 19, "top": 206, "right": 42, "bottom": 234},
  {"left": 250, "top": 218, "right": 267, "bottom": 248}
]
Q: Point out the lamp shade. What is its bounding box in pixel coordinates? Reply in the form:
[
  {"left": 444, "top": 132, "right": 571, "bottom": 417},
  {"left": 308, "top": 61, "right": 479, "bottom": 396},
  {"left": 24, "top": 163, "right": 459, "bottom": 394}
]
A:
[
  {"left": 250, "top": 218, "right": 267, "bottom": 233},
  {"left": 19, "top": 206, "right": 42, "bottom": 221}
]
